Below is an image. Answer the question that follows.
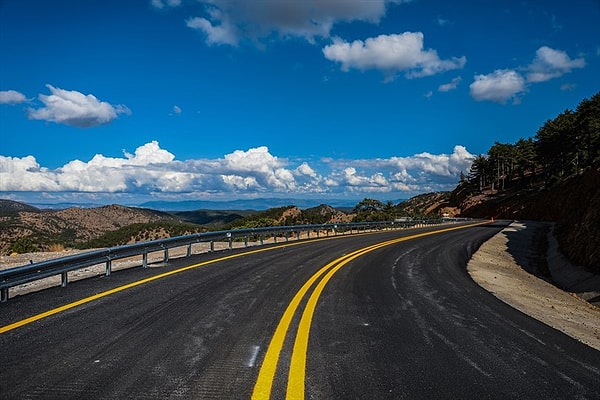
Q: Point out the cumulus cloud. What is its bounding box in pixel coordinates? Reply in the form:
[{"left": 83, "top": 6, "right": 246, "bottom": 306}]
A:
[
  {"left": 469, "top": 69, "right": 526, "bottom": 104},
  {"left": 185, "top": 0, "right": 406, "bottom": 46},
  {"left": 0, "top": 155, "right": 60, "bottom": 191},
  {"left": 526, "top": 46, "right": 585, "bottom": 83},
  {"left": 1, "top": 142, "right": 474, "bottom": 201},
  {"left": 0, "top": 141, "right": 175, "bottom": 193},
  {"left": 0, "top": 90, "right": 27, "bottom": 104},
  {"left": 396, "top": 145, "right": 474, "bottom": 178},
  {"left": 438, "top": 76, "right": 462, "bottom": 92},
  {"left": 221, "top": 146, "right": 297, "bottom": 190},
  {"left": 469, "top": 46, "right": 586, "bottom": 104},
  {"left": 27, "top": 85, "right": 131, "bottom": 128},
  {"left": 322, "top": 32, "right": 466, "bottom": 80},
  {"left": 323, "top": 145, "right": 474, "bottom": 194}
]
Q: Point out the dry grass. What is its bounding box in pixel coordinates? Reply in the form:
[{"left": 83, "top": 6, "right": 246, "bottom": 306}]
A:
[{"left": 47, "top": 243, "right": 65, "bottom": 252}]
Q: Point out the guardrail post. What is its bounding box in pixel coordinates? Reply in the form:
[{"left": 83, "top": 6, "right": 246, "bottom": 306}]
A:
[
  {"left": 142, "top": 250, "right": 148, "bottom": 268},
  {"left": 1, "top": 288, "right": 8, "bottom": 303},
  {"left": 210, "top": 241, "right": 214, "bottom": 252},
  {"left": 163, "top": 248, "right": 169, "bottom": 263},
  {"left": 61, "top": 271, "right": 68, "bottom": 287},
  {"left": 105, "top": 258, "right": 112, "bottom": 276},
  {"left": 187, "top": 244, "right": 192, "bottom": 257},
  {"left": 296, "top": 231, "right": 300, "bottom": 240},
  {"left": 285, "top": 231, "right": 289, "bottom": 242},
  {"left": 260, "top": 235, "right": 264, "bottom": 245},
  {"left": 244, "top": 236, "right": 248, "bottom": 247}
]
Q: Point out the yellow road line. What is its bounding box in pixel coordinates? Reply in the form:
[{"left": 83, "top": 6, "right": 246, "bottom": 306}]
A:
[
  {"left": 0, "top": 227, "right": 401, "bottom": 335},
  {"left": 252, "top": 221, "right": 489, "bottom": 400},
  {"left": 251, "top": 248, "right": 374, "bottom": 400},
  {"left": 286, "top": 245, "right": 381, "bottom": 399},
  {"left": 0, "top": 245, "right": 292, "bottom": 335}
]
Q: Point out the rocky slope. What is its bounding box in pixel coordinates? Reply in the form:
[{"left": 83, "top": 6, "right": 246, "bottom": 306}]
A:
[{"left": 394, "top": 192, "right": 460, "bottom": 218}]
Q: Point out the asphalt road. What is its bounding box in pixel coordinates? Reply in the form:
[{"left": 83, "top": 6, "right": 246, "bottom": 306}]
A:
[{"left": 1, "top": 221, "right": 599, "bottom": 399}]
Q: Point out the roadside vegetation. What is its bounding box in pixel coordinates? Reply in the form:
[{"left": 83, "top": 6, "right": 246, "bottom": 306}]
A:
[
  {"left": 76, "top": 221, "right": 207, "bottom": 249},
  {"left": 461, "top": 92, "right": 599, "bottom": 194}
]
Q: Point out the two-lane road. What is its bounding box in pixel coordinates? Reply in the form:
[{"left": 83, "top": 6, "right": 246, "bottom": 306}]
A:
[{"left": 1, "top": 222, "right": 599, "bottom": 399}]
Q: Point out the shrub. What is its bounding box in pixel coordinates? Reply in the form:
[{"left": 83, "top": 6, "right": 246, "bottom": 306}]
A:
[{"left": 9, "top": 237, "right": 38, "bottom": 254}]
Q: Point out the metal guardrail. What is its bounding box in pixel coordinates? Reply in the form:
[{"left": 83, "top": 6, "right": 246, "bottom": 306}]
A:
[{"left": 0, "top": 219, "right": 447, "bottom": 302}]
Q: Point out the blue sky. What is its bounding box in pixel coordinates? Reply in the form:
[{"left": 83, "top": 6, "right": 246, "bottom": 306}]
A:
[{"left": 1, "top": 0, "right": 599, "bottom": 207}]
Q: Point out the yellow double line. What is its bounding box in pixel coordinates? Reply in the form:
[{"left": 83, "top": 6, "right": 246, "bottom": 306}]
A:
[
  {"left": 1, "top": 221, "right": 487, "bottom": 398},
  {"left": 0, "top": 230, "right": 387, "bottom": 335},
  {"left": 252, "top": 222, "right": 488, "bottom": 400}
]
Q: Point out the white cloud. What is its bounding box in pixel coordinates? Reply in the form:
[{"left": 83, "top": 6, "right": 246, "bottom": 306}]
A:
[
  {"left": 560, "top": 83, "right": 577, "bottom": 91},
  {"left": 337, "top": 167, "right": 391, "bottom": 193},
  {"left": 526, "top": 46, "right": 585, "bottom": 83},
  {"left": 187, "top": 11, "right": 239, "bottom": 46},
  {"left": 122, "top": 141, "right": 175, "bottom": 165},
  {"left": 222, "top": 146, "right": 297, "bottom": 190},
  {"left": 0, "top": 90, "right": 27, "bottom": 104},
  {"left": 438, "top": 76, "right": 462, "bottom": 92},
  {"left": 173, "top": 105, "right": 182, "bottom": 114},
  {"left": 150, "top": 0, "right": 181, "bottom": 9},
  {"left": 296, "top": 162, "right": 317, "bottom": 178},
  {"left": 469, "top": 69, "right": 526, "bottom": 104},
  {"left": 436, "top": 16, "right": 453, "bottom": 27},
  {"left": 0, "top": 141, "right": 174, "bottom": 193},
  {"left": 185, "top": 0, "right": 407, "bottom": 46},
  {"left": 27, "top": 85, "right": 131, "bottom": 128},
  {"left": 387, "top": 145, "right": 474, "bottom": 181},
  {"left": 322, "top": 32, "right": 466, "bottom": 80},
  {"left": 0, "top": 155, "right": 60, "bottom": 191},
  {"left": 0, "top": 142, "right": 474, "bottom": 199},
  {"left": 469, "top": 46, "right": 586, "bottom": 104}
]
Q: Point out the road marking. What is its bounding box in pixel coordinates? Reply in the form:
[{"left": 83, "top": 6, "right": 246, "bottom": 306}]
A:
[
  {"left": 251, "top": 250, "right": 364, "bottom": 400},
  {"left": 252, "top": 221, "right": 489, "bottom": 400},
  {"left": 0, "top": 227, "right": 404, "bottom": 335},
  {"left": 0, "top": 244, "right": 301, "bottom": 335},
  {"left": 247, "top": 345, "right": 261, "bottom": 367}
]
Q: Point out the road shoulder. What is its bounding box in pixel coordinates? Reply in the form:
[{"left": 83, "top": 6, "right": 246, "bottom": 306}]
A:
[{"left": 468, "top": 220, "right": 600, "bottom": 351}]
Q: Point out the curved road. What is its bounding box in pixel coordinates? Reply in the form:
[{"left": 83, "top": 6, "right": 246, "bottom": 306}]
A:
[{"left": 1, "top": 221, "right": 599, "bottom": 399}]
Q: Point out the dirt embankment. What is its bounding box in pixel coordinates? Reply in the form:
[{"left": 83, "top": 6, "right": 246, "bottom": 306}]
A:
[
  {"left": 456, "top": 166, "right": 600, "bottom": 275},
  {"left": 468, "top": 221, "right": 600, "bottom": 351}
]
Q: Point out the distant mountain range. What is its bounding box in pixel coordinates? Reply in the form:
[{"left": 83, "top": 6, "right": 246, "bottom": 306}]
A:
[
  {"left": 25, "top": 197, "right": 406, "bottom": 212},
  {"left": 140, "top": 197, "right": 406, "bottom": 211}
]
